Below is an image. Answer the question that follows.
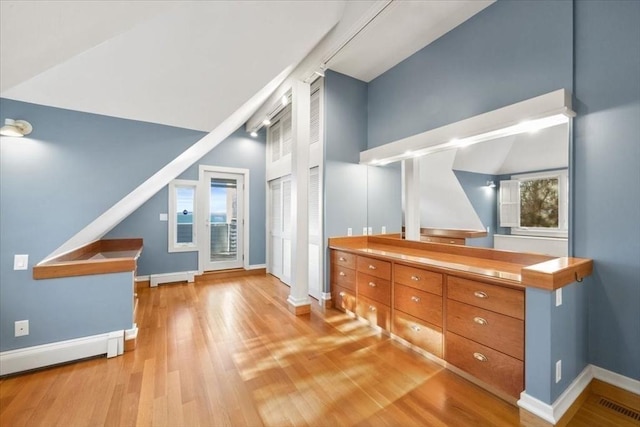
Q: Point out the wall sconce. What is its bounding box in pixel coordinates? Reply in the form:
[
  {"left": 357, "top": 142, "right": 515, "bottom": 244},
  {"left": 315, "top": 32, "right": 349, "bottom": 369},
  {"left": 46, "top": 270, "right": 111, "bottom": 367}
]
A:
[
  {"left": 486, "top": 180, "right": 496, "bottom": 188},
  {"left": 0, "top": 119, "right": 33, "bottom": 137}
]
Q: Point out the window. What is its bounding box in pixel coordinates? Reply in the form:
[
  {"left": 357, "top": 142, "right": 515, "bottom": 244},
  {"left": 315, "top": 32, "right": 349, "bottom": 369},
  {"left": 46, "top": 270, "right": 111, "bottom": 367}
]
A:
[
  {"left": 499, "top": 170, "right": 568, "bottom": 237},
  {"left": 168, "top": 180, "right": 198, "bottom": 252}
]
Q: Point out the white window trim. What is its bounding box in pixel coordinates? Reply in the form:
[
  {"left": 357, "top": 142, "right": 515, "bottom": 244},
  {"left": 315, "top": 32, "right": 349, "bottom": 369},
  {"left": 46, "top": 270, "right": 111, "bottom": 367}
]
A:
[
  {"left": 168, "top": 179, "right": 198, "bottom": 252},
  {"left": 509, "top": 170, "right": 568, "bottom": 238}
]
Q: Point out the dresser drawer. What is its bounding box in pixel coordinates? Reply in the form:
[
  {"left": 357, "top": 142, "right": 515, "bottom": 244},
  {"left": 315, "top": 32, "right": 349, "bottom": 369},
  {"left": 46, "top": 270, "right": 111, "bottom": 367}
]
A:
[
  {"left": 394, "top": 264, "right": 443, "bottom": 295},
  {"left": 447, "top": 276, "right": 524, "bottom": 320},
  {"left": 331, "top": 266, "right": 356, "bottom": 291},
  {"left": 356, "top": 294, "right": 391, "bottom": 331},
  {"left": 446, "top": 332, "right": 523, "bottom": 398},
  {"left": 332, "top": 285, "right": 356, "bottom": 313},
  {"left": 392, "top": 311, "right": 442, "bottom": 358},
  {"left": 447, "top": 300, "right": 523, "bottom": 360},
  {"left": 394, "top": 284, "right": 442, "bottom": 327},
  {"left": 357, "top": 256, "right": 391, "bottom": 280},
  {"left": 357, "top": 272, "right": 391, "bottom": 306},
  {"left": 331, "top": 250, "right": 356, "bottom": 270}
]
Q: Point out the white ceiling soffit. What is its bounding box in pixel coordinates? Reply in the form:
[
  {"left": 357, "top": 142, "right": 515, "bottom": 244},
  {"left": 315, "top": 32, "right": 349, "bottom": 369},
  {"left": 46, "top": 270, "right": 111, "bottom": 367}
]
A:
[
  {"left": 328, "top": 0, "right": 495, "bottom": 82},
  {"left": 1, "top": 1, "right": 345, "bottom": 132}
]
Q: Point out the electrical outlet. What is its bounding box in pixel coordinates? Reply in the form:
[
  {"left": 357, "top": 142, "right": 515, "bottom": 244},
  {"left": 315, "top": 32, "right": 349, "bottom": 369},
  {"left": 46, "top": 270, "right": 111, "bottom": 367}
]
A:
[
  {"left": 15, "top": 320, "right": 29, "bottom": 337},
  {"left": 367, "top": 227, "right": 373, "bottom": 235},
  {"left": 381, "top": 226, "right": 387, "bottom": 234},
  {"left": 14, "top": 254, "right": 28, "bottom": 270},
  {"left": 363, "top": 227, "right": 368, "bottom": 235},
  {"left": 347, "top": 227, "right": 353, "bottom": 236},
  {"left": 487, "top": 226, "right": 491, "bottom": 233},
  {"left": 555, "top": 360, "right": 562, "bottom": 383}
]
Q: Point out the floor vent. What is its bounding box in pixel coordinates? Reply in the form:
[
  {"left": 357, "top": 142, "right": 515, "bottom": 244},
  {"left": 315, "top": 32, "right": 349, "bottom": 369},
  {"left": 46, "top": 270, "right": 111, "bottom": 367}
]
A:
[{"left": 598, "top": 397, "right": 640, "bottom": 421}]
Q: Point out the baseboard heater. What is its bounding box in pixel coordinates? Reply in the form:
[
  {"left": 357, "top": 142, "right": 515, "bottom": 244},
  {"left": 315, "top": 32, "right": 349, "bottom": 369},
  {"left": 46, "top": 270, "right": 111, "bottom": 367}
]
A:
[{"left": 149, "top": 271, "right": 196, "bottom": 287}]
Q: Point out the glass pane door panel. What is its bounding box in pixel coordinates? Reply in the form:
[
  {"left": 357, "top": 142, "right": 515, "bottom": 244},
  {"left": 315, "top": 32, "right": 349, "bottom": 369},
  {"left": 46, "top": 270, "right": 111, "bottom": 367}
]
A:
[{"left": 209, "top": 178, "right": 238, "bottom": 262}]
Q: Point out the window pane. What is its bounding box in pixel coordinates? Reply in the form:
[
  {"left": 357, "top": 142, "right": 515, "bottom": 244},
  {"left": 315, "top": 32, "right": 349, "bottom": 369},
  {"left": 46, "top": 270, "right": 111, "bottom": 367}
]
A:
[
  {"left": 176, "top": 186, "right": 195, "bottom": 244},
  {"left": 520, "top": 178, "right": 559, "bottom": 228}
]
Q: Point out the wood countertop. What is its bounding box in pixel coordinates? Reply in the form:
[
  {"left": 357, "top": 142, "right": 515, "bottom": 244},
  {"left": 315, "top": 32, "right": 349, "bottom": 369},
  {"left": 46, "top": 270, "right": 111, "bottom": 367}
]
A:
[
  {"left": 329, "top": 235, "right": 592, "bottom": 291},
  {"left": 33, "top": 239, "right": 143, "bottom": 280}
]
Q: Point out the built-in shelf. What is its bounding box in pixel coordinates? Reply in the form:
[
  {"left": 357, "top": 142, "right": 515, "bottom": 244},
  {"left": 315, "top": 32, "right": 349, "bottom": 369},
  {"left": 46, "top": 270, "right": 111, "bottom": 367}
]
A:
[{"left": 33, "top": 238, "right": 143, "bottom": 280}]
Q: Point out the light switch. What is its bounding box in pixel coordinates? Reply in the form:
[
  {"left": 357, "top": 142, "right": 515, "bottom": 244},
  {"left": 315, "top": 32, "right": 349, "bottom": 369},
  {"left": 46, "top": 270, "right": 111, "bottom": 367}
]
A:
[
  {"left": 347, "top": 228, "right": 353, "bottom": 236},
  {"left": 14, "top": 254, "right": 28, "bottom": 270},
  {"left": 367, "top": 227, "right": 373, "bottom": 235},
  {"left": 159, "top": 213, "right": 168, "bottom": 221},
  {"left": 381, "top": 226, "right": 387, "bottom": 234}
]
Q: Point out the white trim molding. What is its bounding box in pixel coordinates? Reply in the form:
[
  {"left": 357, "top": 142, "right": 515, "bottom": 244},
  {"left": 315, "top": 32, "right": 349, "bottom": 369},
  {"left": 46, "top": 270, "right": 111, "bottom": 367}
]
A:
[
  {"left": 0, "top": 330, "right": 124, "bottom": 376},
  {"left": 518, "top": 364, "right": 640, "bottom": 424},
  {"left": 248, "top": 264, "right": 267, "bottom": 270}
]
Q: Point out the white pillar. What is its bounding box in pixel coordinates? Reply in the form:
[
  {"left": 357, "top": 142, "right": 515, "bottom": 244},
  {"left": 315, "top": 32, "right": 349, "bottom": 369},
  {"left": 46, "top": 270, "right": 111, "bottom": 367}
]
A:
[
  {"left": 287, "top": 80, "right": 312, "bottom": 315},
  {"left": 403, "top": 158, "right": 421, "bottom": 241}
]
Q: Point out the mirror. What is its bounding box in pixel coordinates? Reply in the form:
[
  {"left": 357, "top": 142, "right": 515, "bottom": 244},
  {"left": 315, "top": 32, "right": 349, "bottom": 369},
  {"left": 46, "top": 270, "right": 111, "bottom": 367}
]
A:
[{"left": 416, "top": 122, "right": 569, "bottom": 252}]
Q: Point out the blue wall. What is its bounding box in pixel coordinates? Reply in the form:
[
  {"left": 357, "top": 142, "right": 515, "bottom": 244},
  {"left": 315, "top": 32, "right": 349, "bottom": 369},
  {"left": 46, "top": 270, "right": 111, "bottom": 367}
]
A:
[
  {"left": 367, "top": 0, "right": 573, "bottom": 149},
  {"left": 453, "top": 170, "right": 497, "bottom": 248},
  {"left": 574, "top": 0, "right": 640, "bottom": 381},
  {"left": 106, "top": 127, "right": 267, "bottom": 275},
  {"left": 0, "top": 98, "right": 203, "bottom": 350},
  {"left": 365, "top": 0, "right": 588, "bottom": 404},
  {"left": 323, "top": 70, "right": 369, "bottom": 239}
]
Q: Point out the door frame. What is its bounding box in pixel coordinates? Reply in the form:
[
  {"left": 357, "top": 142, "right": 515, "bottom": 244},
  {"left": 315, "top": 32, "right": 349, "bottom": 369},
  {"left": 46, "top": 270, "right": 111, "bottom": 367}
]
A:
[{"left": 198, "top": 165, "right": 250, "bottom": 274}]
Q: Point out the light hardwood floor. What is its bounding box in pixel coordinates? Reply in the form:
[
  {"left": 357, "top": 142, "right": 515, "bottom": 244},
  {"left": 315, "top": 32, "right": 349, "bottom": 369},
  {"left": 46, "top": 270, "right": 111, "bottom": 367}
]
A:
[{"left": 1, "top": 274, "right": 637, "bottom": 426}]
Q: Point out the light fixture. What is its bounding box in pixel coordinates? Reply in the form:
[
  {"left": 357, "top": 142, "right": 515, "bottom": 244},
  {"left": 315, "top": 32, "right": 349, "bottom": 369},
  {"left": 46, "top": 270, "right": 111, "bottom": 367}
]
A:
[
  {"left": 0, "top": 119, "right": 32, "bottom": 137},
  {"left": 314, "top": 65, "right": 326, "bottom": 78},
  {"left": 250, "top": 130, "right": 258, "bottom": 138},
  {"left": 262, "top": 118, "right": 271, "bottom": 126},
  {"left": 486, "top": 180, "right": 496, "bottom": 188}
]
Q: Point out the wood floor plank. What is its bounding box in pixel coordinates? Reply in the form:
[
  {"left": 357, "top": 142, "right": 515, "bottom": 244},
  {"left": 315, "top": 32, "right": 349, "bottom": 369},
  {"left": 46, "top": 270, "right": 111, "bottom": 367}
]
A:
[{"left": 4, "top": 274, "right": 634, "bottom": 426}]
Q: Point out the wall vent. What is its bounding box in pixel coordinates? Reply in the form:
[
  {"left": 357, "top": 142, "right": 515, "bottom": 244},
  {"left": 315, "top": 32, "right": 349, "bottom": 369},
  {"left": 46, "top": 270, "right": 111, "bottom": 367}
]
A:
[{"left": 598, "top": 397, "right": 640, "bottom": 421}]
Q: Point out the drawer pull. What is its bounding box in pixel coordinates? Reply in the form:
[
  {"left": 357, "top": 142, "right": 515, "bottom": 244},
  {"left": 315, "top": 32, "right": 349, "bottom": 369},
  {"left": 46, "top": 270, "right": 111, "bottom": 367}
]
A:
[
  {"left": 473, "top": 352, "right": 488, "bottom": 362},
  {"left": 368, "top": 282, "right": 377, "bottom": 287},
  {"left": 368, "top": 265, "right": 377, "bottom": 270},
  {"left": 411, "top": 275, "right": 421, "bottom": 281},
  {"left": 410, "top": 296, "right": 421, "bottom": 303},
  {"left": 339, "top": 292, "right": 346, "bottom": 297},
  {"left": 339, "top": 257, "right": 346, "bottom": 261},
  {"left": 449, "top": 240, "right": 455, "bottom": 244},
  {"left": 410, "top": 325, "right": 421, "bottom": 332},
  {"left": 339, "top": 271, "right": 346, "bottom": 277},
  {"left": 368, "top": 305, "right": 377, "bottom": 312},
  {"left": 473, "top": 316, "right": 488, "bottom": 325},
  {"left": 474, "top": 291, "right": 488, "bottom": 299}
]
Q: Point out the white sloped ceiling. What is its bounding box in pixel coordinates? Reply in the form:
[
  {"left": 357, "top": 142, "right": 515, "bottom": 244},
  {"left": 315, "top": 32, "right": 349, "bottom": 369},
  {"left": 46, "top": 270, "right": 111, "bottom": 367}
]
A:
[{"left": 1, "top": 1, "right": 346, "bottom": 132}]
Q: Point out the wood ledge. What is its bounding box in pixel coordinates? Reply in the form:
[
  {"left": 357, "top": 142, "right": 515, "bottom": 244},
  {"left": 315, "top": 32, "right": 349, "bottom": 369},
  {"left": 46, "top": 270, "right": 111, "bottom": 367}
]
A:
[
  {"left": 33, "top": 238, "right": 143, "bottom": 280},
  {"left": 329, "top": 235, "right": 593, "bottom": 291}
]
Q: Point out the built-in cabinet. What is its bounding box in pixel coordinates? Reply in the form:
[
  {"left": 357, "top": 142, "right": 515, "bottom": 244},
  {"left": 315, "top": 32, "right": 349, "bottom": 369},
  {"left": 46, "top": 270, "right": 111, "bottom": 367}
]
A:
[{"left": 330, "top": 247, "right": 524, "bottom": 399}]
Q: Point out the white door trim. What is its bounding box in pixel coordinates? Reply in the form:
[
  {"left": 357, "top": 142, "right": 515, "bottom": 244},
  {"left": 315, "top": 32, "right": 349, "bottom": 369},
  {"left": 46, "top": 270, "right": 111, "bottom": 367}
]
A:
[{"left": 198, "top": 165, "right": 250, "bottom": 274}]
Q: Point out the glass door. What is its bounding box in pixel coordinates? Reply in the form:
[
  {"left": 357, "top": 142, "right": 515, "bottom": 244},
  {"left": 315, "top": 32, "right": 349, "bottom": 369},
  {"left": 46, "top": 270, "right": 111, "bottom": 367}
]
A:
[{"left": 202, "top": 171, "right": 244, "bottom": 271}]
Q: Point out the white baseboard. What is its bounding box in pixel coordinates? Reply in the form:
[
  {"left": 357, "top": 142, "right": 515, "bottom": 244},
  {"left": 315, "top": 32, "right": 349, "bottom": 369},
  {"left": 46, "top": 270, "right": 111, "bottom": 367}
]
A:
[
  {"left": 149, "top": 271, "right": 196, "bottom": 287},
  {"left": 248, "top": 264, "right": 266, "bottom": 270},
  {"left": 592, "top": 365, "right": 640, "bottom": 395},
  {"left": 0, "top": 330, "right": 124, "bottom": 376},
  {"left": 320, "top": 292, "right": 331, "bottom": 301},
  {"left": 135, "top": 275, "right": 150, "bottom": 282},
  {"left": 518, "top": 364, "right": 640, "bottom": 424}
]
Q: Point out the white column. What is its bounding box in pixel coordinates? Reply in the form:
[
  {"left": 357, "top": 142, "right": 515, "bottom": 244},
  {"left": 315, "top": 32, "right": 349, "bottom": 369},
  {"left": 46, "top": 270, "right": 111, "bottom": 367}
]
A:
[
  {"left": 403, "top": 158, "right": 421, "bottom": 241},
  {"left": 287, "top": 80, "right": 312, "bottom": 314}
]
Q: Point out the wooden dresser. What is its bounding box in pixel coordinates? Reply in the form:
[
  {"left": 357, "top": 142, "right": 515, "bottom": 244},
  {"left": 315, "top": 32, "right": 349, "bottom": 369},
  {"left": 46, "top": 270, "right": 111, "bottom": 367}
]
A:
[{"left": 329, "top": 235, "right": 592, "bottom": 402}]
